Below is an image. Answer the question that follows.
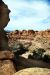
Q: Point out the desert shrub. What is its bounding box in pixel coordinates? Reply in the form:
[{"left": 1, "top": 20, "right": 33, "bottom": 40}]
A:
[
  {"left": 43, "top": 54, "right": 50, "bottom": 62},
  {"left": 14, "top": 43, "right": 28, "bottom": 56},
  {"left": 28, "top": 48, "right": 50, "bottom": 63},
  {"left": 28, "top": 55, "right": 33, "bottom": 59},
  {"left": 28, "top": 48, "right": 45, "bottom": 60},
  {"left": 34, "top": 48, "right": 45, "bottom": 54}
]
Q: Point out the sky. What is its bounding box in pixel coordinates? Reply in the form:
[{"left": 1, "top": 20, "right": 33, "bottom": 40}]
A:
[{"left": 3, "top": 0, "right": 50, "bottom": 31}]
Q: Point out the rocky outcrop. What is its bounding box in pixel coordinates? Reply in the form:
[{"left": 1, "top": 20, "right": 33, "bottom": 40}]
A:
[
  {"left": 8, "top": 30, "right": 36, "bottom": 40},
  {"left": 0, "top": 50, "right": 16, "bottom": 75},
  {"left": 8, "top": 29, "right": 50, "bottom": 51},
  {"left": 0, "top": 1, "right": 16, "bottom": 75},
  {"left": 8, "top": 29, "right": 50, "bottom": 40},
  {"left": 0, "top": 0, "right": 10, "bottom": 50}
]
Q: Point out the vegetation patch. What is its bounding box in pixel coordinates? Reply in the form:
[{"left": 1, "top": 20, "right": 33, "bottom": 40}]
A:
[{"left": 28, "top": 48, "right": 50, "bottom": 63}]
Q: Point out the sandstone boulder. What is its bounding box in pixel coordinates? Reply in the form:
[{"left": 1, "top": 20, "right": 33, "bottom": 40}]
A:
[
  {"left": 0, "top": 60, "right": 16, "bottom": 75},
  {"left": 13, "top": 68, "right": 50, "bottom": 75},
  {"left": 0, "top": 51, "right": 14, "bottom": 59}
]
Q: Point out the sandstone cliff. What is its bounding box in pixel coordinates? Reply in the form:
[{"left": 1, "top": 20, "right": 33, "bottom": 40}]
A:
[{"left": 8, "top": 29, "right": 50, "bottom": 52}]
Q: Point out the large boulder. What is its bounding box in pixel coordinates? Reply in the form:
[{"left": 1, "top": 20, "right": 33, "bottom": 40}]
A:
[
  {"left": 13, "top": 68, "right": 50, "bottom": 75},
  {"left": 0, "top": 60, "right": 16, "bottom": 75}
]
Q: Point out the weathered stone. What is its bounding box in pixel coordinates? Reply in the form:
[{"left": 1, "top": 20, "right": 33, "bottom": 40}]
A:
[
  {"left": 0, "top": 1, "right": 16, "bottom": 75},
  {"left": 13, "top": 68, "right": 50, "bottom": 75},
  {"left": 0, "top": 60, "right": 16, "bottom": 75},
  {"left": 0, "top": 0, "right": 10, "bottom": 50},
  {"left": 0, "top": 51, "right": 14, "bottom": 59}
]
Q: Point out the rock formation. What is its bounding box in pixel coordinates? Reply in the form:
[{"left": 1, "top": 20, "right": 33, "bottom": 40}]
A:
[
  {"left": 8, "top": 29, "right": 50, "bottom": 51},
  {"left": 0, "top": 1, "right": 16, "bottom": 75},
  {"left": 0, "top": 1, "right": 50, "bottom": 75},
  {"left": 0, "top": 0, "right": 10, "bottom": 50},
  {"left": 8, "top": 29, "right": 50, "bottom": 41}
]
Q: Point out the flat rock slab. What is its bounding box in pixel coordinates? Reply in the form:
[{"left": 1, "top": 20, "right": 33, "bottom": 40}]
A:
[
  {"left": 13, "top": 68, "right": 50, "bottom": 75},
  {"left": 0, "top": 51, "right": 14, "bottom": 59}
]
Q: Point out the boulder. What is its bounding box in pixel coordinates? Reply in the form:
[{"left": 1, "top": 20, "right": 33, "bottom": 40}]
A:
[
  {"left": 0, "top": 60, "right": 16, "bottom": 75},
  {"left": 13, "top": 68, "right": 50, "bottom": 75},
  {"left": 0, "top": 51, "right": 14, "bottom": 59}
]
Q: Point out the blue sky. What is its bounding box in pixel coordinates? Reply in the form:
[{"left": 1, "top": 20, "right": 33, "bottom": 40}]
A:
[{"left": 3, "top": 0, "right": 50, "bottom": 31}]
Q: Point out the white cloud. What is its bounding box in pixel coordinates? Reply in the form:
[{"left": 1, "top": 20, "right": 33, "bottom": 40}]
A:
[{"left": 3, "top": 0, "right": 50, "bottom": 31}]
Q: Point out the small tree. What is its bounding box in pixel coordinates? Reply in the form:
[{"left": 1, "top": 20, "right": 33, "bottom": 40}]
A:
[
  {"left": 43, "top": 54, "right": 50, "bottom": 62},
  {"left": 28, "top": 48, "right": 45, "bottom": 60},
  {"left": 14, "top": 43, "right": 28, "bottom": 56},
  {"left": 28, "top": 55, "right": 33, "bottom": 59},
  {"left": 33, "top": 48, "right": 45, "bottom": 60}
]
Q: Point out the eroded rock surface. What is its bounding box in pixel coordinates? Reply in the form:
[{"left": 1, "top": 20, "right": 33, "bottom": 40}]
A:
[
  {"left": 0, "top": 1, "right": 16, "bottom": 75},
  {"left": 13, "top": 68, "right": 50, "bottom": 75},
  {"left": 0, "top": 60, "right": 16, "bottom": 75},
  {"left": 8, "top": 29, "right": 50, "bottom": 51},
  {"left": 0, "top": 51, "right": 14, "bottom": 59},
  {"left": 0, "top": 0, "right": 10, "bottom": 50}
]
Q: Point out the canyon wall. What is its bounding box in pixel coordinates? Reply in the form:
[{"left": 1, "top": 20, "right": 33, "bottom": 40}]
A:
[{"left": 8, "top": 29, "right": 50, "bottom": 51}]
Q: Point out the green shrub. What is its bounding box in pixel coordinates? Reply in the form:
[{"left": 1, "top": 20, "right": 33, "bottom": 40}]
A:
[
  {"left": 14, "top": 43, "right": 28, "bottom": 56},
  {"left": 28, "top": 55, "right": 33, "bottom": 59},
  {"left": 28, "top": 48, "right": 45, "bottom": 60},
  {"left": 33, "top": 48, "right": 45, "bottom": 54},
  {"left": 43, "top": 54, "right": 50, "bottom": 62},
  {"left": 28, "top": 48, "right": 50, "bottom": 63}
]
